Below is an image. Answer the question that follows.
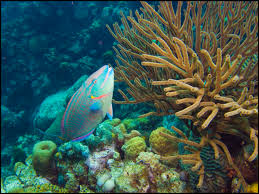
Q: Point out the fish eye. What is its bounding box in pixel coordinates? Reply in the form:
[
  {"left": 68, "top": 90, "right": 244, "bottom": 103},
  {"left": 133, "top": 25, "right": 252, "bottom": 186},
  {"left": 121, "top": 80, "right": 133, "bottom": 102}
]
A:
[{"left": 92, "top": 79, "right": 97, "bottom": 84}]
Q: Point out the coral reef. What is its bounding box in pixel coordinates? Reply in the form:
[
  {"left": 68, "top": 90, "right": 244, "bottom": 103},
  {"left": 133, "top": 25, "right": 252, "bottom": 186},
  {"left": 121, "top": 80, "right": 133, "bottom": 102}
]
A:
[
  {"left": 58, "top": 141, "right": 90, "bottom": 162},
  {"left": 86, "top": 144, "right": 115, "bottom": 174},
  {"left": 96, "top": 172, "right": 115, "bottom": 192},
  {"left": 32, "top": 140, "right": 57, "bottom": 176},
  {"left": 107, "top": 1, "right": 258, "bottom": 192},
  {"left": 247, "top": 182, "right": 258, "bottom": 193},
  {"left": 122, "top": 136, "right": 146, "bottom": 159},
  {"left": 95, "top": 121, "right": 113, "bottom": 145},
  {"left": 2, "top": 154, "right": 58, "bottom": 193},
  {"left": 1, "top": 1, "right": 257, "bottom": 193},
  {"left": 2, "top": 116, "right": 189, "bottom": 193},
  {"left": 1, "top": 134, "right": 40, "bottom": 180},
  {"left": 149, "top": 127, "right": 178, "bottom": 156},
  {"left": 115, "top": 152, "right": 185, "bottom": 193}
]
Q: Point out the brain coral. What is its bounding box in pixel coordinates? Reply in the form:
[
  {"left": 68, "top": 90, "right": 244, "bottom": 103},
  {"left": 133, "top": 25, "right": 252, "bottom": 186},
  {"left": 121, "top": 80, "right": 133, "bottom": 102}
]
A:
[
  {"left": 149, "top": 127, "right": 178, "bottom": 156},
  {"left": 32, "top": 140, "right": 57, "bottom": 176},
  {"left": 122, "top": 136, "right": 146, "bottom": 159}
]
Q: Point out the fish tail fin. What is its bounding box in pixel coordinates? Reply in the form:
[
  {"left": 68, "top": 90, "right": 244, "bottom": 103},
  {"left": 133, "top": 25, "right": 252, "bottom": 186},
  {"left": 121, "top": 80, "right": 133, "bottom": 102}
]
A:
[{"left": 34, "top": 127, "right": 68, "bottom": 142}]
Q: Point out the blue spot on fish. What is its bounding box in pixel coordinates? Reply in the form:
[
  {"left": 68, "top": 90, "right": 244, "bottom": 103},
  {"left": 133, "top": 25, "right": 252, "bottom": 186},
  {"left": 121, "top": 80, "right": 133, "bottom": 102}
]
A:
[{"left": 90, "top": 101, "right": 102, "bottom": 112}]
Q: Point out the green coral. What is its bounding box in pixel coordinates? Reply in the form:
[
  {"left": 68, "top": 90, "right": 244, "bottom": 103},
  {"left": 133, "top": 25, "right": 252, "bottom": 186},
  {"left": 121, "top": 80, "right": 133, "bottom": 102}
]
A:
[
  {"left": 149, "top": 127, "right": 178, "bottom": 156},
  {"left": 24, "top": 183, "right": 69, "bottom": 193},
  {"left": 122, "top": 119, "right": 136, "bottom": 131},
  {"left": 108, "top": 118, "right": 121, "bottom": 127},
  {"left": 122, "top": 117, "right": 150, "bottom": 131},
  {"left": 122, "top": 136, "right": 146, "bottom": 159},
  {"left": 32, "top": 141, "right": 57, "bottom": 176}
]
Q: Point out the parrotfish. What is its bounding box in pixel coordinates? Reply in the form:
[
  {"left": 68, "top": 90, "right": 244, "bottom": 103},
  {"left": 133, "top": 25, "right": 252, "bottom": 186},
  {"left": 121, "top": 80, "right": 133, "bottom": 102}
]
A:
[{"left": 61, "top": 65, "right": 114, "bottom": 142}]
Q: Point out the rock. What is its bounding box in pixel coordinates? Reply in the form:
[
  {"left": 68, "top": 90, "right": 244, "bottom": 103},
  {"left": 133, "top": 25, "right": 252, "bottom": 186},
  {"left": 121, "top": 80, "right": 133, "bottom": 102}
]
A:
[
  {"left": 3, "top": 175, "right": 23, "bottom": 193},
  {"left": 33, "top": 91, "right": 67, "bottom": 130},
  {"left": 97, "top": 173, "right": 111, "bottom": 187},
  {"left": 103, "top": 179, "right": 115, "bottom": 192}
]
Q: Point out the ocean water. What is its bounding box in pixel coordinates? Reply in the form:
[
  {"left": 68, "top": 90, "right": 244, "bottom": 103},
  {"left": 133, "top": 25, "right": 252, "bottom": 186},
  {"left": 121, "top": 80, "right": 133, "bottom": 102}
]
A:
[
  {"left": 1, "top": 1, "right": 258, "bottom": 193},
  {"left": 1, "top": 1, "right": 146, "bottom": 141}
]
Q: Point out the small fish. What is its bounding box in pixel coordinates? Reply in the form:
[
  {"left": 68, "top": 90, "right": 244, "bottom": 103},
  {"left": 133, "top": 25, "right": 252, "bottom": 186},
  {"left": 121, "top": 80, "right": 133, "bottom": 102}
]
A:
[{"left": 61, "top": 65, "right": 114, "bottom": 142}]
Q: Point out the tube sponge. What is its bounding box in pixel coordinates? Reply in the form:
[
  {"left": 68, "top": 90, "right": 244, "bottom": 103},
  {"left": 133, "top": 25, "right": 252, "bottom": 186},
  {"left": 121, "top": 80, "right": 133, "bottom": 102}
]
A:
[{"left": 32, "top": 140, "right": 57, "bottom": 175}]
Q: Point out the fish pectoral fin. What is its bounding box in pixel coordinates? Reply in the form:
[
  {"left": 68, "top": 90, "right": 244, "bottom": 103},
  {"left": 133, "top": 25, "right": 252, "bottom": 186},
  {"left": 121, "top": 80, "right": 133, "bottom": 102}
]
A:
[
  {"left": 90, "top": 101, "right": 102, "bottom": 112},
  {"left": 106, "top": 104, "right": 113, "bottom": 120}
]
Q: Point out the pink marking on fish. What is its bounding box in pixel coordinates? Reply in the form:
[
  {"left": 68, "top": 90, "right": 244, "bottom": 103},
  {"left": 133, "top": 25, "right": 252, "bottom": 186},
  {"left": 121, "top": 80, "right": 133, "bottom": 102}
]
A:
[
  {"left": 71, "top": 128, "right": 95, "bottom": 142},
  {"left": 92, "top": 91, "right": 112, "bottom": 100}
]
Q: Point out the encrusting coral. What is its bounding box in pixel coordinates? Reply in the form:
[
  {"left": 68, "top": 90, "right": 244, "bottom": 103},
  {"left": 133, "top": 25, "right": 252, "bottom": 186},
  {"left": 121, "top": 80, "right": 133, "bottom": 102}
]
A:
[
  {"left": 122, "top": 136, "right": 146, "bottom": 159},
  {"left": 107, "top": 1, "right": 258, "bottom": 192},
  {"left": 149, "top": 127, "right": 178, "bottom": 156}
]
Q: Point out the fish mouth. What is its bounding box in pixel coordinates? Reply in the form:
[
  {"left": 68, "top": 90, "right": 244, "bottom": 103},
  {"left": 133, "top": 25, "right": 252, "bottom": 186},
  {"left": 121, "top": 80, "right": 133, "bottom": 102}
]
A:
[
  {"left": 100, "top": 65, "right": 114, "bottom": 89},
  {"left": 107, "top": 66, "right": 114, "bottom": 76}
]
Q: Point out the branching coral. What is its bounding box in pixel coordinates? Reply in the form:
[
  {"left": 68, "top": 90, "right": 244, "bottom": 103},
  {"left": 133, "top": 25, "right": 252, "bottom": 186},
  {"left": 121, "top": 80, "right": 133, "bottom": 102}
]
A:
[
  {"left": 159, "top": 126, "right": 248, "bottom": 191},
  {"left": 147, "top": 37, "right": 258, "bottom": 131},
  {"left": 107, "top": 1, "right": 258, "bottom": 129},
  {"left": 107, "top": 1, "right": 258, "bottom": 192}
]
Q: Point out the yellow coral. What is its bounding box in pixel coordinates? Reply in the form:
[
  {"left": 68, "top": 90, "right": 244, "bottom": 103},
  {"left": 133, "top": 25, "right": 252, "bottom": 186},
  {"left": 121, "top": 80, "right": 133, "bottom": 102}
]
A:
[
  {"left": 149, "top": 127, "right": 178, "bottom": 156},
  {"left": 5, "top": 187, "right": 25, "bottom": 193},
  {"left": 79, "top": 185, "right": 94, "bottom": 193},
  {"left": 14, "top": 162, "right": 26, "bottom": 174},
  {"left": 24, "top": 183, "right": 69, "bottom": 193},
  {"left": 122, "top": 136, "right": 146, "bottom": 159},
  {"left": 247, "top": 182, "right": 258, "bottom": 193},
  {"left": 117, "top": 123, "right": 127, "bottom": 134},
  {"left": 109, "top": 118, "right": 121, "bottom": 126},
  {"left": 124, "top": 130, "right": 141, "bottom": 142},
  {"left": 111, "top": 132, "right": 116, "bottom": 139},
  {"left": 1, "top": 178, "right": 6, "bottom": 193},
  {"left": 55, "top": 152, "right": 62, "bottom": 160},
  {"left": 25, "top": 155, "right": 33, "bottom": 166}
]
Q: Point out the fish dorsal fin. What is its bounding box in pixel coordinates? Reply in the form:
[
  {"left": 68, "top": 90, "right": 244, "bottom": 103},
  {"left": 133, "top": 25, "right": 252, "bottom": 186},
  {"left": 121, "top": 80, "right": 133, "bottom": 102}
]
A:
[{"left": 106, "top": 104, "right": 113, "bottom": 120}]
